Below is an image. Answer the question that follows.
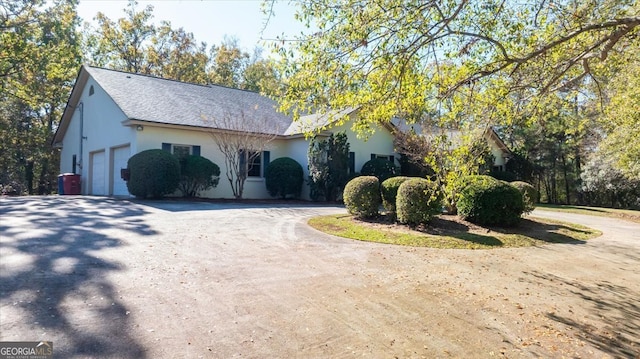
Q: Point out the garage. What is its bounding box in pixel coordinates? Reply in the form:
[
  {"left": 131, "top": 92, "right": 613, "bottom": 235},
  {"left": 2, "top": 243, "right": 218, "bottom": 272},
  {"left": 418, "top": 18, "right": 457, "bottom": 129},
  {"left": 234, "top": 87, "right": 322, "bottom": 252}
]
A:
[
  {"left": 90, "top": 150, "right": 106, "bottom": 195},
  {"left": 111, "top": 145, "right": 131, "bottom": 196}
]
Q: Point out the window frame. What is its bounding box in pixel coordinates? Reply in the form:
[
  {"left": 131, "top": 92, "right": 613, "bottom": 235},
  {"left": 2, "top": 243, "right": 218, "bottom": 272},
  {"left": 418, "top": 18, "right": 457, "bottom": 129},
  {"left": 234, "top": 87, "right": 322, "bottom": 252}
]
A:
[{"left": 247, "top": 151, "right": 262, "bottom": 178}]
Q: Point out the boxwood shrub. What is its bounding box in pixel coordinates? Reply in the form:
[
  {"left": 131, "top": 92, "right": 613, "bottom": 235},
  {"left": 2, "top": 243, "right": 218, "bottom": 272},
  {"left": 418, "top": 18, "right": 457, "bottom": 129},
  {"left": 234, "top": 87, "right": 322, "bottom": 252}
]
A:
[
  {"left": 510, "top": 181, "right": 538, "bottom": 213},
  {"left": 127, "top": 149, "right": 180, "bottom": 198},
  {"left": 457, "top": 175, "right": 524, "bottom": 226},
  {"left": 265, "top": 157, "right": 304, "bottom": 199},
  {"left": 343, "top": 176, "right": 381, "bottom": 218},
  {"left": 380, "top": 176, "right": 412, "bottom": 215},
  {"left": 396, "top": 178, "right": 442, "bottom": 225},
  {"left": 360, "top": 158, "right": 398, "bottom": 182},
  {"left": 177, "top": 155, "right": 220, "bottom": 197}
]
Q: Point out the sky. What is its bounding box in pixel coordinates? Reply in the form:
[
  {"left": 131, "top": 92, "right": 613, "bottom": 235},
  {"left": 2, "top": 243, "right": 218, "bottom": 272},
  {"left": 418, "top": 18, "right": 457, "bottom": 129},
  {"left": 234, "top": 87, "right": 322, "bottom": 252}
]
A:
[{"left": 76, "top": 0, "right": 307, "bottom": 53}]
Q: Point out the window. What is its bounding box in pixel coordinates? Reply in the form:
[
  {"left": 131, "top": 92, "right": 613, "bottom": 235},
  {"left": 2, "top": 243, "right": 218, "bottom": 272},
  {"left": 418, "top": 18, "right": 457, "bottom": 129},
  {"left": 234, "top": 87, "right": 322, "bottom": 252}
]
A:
[
  {"left": 172, "top": 145, "right": 191, "bottom": 158},
  {"left": 241, "top": 150, "right": 270, "bottom": 177},
  {"left": 348, "top": 152, "right": 355, "bottom": 174},
  {"left": 162, "top": 143, "right": 201, "bottom": 157},
  {"left": 247, "top": 151, "right": 262, "bottom": 177},
  {"left": 371, "top": 154, "right": 395, "bottom": 163}
]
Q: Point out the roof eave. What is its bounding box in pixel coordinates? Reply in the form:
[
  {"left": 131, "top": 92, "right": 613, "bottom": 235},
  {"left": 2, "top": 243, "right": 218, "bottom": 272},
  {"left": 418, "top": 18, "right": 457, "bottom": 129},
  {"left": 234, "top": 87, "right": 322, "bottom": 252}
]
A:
[{"left": 51, "top": 65, "right": 90, "bottom": 147}]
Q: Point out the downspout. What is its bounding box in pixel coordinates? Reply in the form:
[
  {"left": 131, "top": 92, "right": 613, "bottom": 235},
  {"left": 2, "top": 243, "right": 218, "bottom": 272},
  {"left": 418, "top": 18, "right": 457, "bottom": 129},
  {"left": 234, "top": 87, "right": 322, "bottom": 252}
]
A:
[{"left": 77, "top": 102, "right": 85, "bottom": 173}]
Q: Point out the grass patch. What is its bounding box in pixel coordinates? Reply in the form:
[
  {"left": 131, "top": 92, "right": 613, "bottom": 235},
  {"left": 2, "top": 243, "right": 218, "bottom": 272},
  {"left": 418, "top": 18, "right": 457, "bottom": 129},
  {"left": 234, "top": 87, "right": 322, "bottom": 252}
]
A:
[
  {"left": 308, "top": 214, "right": 601, "bottom": 249},
  {"left": 536, "top": 204, "right": 640, "bottom": 223}
]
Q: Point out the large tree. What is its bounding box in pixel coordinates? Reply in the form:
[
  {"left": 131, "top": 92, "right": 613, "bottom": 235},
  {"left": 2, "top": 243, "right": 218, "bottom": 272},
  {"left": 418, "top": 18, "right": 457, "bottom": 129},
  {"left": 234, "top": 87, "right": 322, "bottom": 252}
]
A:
[
  {"left": 1, "top": 0, "right": 82, "bottom": 194},
  {"left": 84, "top": 1, "right": 210, "bottom": 83},
  {"left": 273, "top": 0, "right": 638, "bottom": 129}
]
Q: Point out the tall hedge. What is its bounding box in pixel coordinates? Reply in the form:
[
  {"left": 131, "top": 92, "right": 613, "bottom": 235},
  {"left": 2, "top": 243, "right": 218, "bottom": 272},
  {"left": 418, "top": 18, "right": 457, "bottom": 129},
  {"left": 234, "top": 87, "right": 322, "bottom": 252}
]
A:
[
  {"left": 265, "top": 157, "right": 304, "bottom": 199},
  {"left": 396, "top": 178, "right": 442, "bottom": 225},
  {"left": 380, "top": 176, "right": 412, "bottom": 215},
  {"left": 457, "top": 175, "right": 524, "bottom": 226},
  {"left": 127, "top": 149, "right": 180, "bottom": 199},
  {"left": 343, "top": 176, "right": 381, "bottom": 218},
  {"left": 177, "top": 155, "right": 220, "bottom": 198},
  {"left": 360, "top": 158, "right": 398, "bottom": 182}
]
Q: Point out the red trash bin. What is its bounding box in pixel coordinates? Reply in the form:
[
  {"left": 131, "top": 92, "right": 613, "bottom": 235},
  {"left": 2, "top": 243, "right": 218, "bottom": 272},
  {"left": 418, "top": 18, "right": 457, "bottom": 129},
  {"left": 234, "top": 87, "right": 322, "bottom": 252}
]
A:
[{"left": 62, "top": 174, "right": 81, "bottom": 195}]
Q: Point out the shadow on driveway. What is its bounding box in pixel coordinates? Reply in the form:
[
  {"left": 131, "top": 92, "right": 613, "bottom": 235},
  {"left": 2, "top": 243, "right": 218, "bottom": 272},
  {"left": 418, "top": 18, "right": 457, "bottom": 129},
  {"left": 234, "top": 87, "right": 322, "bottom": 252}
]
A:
[
  {"left": 525, "top": 270, "right": 640, "bottom": 358},
  {"left": 0, "top": 196, "right": 155, "bottom": 358}
]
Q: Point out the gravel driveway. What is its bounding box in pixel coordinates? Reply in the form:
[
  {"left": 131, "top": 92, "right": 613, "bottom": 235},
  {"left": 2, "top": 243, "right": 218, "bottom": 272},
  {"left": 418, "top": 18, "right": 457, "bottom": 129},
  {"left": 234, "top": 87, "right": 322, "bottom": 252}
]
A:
[{"left": 1, "top": 197, "right": 639, "bottom": 358}]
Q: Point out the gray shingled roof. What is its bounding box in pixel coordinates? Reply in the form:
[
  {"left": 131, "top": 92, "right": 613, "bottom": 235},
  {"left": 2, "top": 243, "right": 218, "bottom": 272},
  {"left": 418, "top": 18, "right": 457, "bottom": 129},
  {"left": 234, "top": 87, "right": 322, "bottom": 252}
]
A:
[{"left": 86, "top": 66, "right": 294, "bottom": 136}]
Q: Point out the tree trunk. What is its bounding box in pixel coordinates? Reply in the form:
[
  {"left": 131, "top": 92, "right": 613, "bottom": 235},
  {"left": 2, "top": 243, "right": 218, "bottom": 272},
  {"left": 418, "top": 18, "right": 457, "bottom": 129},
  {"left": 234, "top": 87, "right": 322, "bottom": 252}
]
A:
[
  {"left": 561, "top": 154, "right": 571, "bottom": 204},
  {"left": 25, "top": 161, "right": 34, "bottom": 195}
]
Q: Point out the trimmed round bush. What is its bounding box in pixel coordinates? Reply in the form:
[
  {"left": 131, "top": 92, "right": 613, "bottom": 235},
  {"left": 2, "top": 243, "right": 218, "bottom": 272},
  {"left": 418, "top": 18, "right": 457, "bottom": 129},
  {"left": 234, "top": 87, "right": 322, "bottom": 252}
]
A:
[
  {"left": 127, "top": 149, "right": 180, "bottom": 199},
  {"left": 265, "top": 157, "right": 304, "bottom": 199},
  {"left": 510, "top": 181, "right": 538, "bottom": 213},
  {"left": 343, "top": 176, "right": 381, "bottom": 218},
  {"left": 360, "top": 158, "right": 398, "bottom": 182},
  {"left": 396, "top": 178, "right": 442, "bottom": 225},
  {"left": 380, "top": 176, "right": 412, "bottom": 214},
  {"left": 457, "top": 175, "right": 524, "bottom": 226},
  {"left": 178, "top": 155, "right": 220, "bottom": 197}
]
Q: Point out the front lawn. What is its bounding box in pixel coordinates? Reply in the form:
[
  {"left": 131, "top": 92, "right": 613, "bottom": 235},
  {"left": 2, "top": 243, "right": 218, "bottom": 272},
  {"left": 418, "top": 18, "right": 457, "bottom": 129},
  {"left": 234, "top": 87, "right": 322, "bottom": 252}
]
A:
[
  {"left": 536, "top": 204, "right": 640, "bottom": 223},
  {"left": 308, "top": 214, "right": 601, "bottom": 249}
]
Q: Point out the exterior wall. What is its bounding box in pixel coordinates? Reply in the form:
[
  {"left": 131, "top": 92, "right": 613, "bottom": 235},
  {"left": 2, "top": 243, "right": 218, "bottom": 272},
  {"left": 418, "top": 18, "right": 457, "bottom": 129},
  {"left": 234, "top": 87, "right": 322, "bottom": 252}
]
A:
[
  {"left": 484, "top": 133, "right": 509, "bottom": 168},
  {"left": 136, "top": 125, "right": 278, "bottom": 199},
  {"left": 59, "top": 77, "right": 134, "bottom": 195},
  {"left": 279, "top": 117, "right": 398, "bottom": 200},
  {"left": 332, "top": 118, "right": 398, "bottom": 174}
]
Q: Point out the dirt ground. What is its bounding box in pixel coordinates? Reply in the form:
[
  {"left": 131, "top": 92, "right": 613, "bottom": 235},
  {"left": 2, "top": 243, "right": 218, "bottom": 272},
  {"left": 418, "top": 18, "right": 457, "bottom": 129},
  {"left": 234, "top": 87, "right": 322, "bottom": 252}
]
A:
[{"left": 1, "top": 196, "right": 639, "bottom": 358}]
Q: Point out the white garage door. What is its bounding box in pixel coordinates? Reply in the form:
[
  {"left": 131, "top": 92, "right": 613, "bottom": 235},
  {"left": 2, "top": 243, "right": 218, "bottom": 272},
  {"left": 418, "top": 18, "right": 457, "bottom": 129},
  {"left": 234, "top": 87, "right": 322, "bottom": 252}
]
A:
[
  {"left": 91, "top": 151, "right": 106, "bottom": 195},
  {"left": 111, "top": 145, "right": 131, "bottom": 196}
]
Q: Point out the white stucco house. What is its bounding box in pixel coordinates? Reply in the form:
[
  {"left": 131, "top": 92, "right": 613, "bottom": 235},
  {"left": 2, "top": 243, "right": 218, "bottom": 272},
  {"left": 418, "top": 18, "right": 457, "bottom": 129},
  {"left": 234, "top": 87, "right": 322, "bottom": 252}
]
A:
[{"left": 52, "top": 65, "right": 400, "bottom": 199}]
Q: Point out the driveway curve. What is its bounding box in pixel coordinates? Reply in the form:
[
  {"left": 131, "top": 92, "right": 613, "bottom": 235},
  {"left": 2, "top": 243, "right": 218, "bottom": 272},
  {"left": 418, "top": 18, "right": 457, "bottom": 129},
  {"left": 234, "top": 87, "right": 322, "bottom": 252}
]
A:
[{"left": 1, "top": 197, "right": 639, "bottom": 358}]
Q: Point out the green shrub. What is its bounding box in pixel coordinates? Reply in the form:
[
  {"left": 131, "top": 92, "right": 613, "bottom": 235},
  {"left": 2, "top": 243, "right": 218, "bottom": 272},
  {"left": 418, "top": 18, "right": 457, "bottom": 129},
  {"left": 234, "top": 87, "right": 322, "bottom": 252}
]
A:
[
  {"left": 457, "top": 175, "right": 524, "bottom": 226},
  {"left": 177, "top": 155, "right": 220, "bottom": 197},
  {"left": 490, "top": 169, "right": 518, "bottom": 182},
  {"left": 265, "top": 157, "right": 304, "bottom": 199},
  {"left": 360, "top": 158, "right": 398, "bottom": 182},
  {"left": 396, "top": 178, "right": 442, "bottom": 225},
  {"left": 510, "top": 181, "right": 538, "bottom": 213},
  {"left": 127, "top": 149, "right": 180, "bottom": 199},
  {"left": 380, "top": 176, "right": 412, "bottom": 215},
  {"left": 343, "top": 176, "right": 381, "bottom": 218}
]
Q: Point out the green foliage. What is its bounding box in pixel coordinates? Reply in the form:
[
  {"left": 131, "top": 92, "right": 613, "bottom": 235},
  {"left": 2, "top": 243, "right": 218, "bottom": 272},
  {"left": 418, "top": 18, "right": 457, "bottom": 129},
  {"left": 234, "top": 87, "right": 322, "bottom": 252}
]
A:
[
  {"left": 396, "top": 178, "right": 442, "bottom": 225},
  {"left": 276, "top": 0, "right": 637, "bottom": 131},
  {"left": 0, "top": 0, "right": 81, "bottom": 194},
  {"left": 360, "top": 158, "right": 398, "bottom": 182},
  {"left": 127, "top": 150, "right": 180, "bottom": 198},
  {"left": 597, "top": 49, "right": 640, "bottom": 182},
  {"left": 265, "top": 157, "right": 304, "bottom": 199},
  {"left": 307, "top": 132, "right": 350, "bottom": 201},
  {"left": 380, "top": 176, "right": 412, "bottom": 214},
  {"left": 343, "top": 176, "right": 381, "bottom": 218},
  {"left": 504, "top": 151, "right": 535, "bottom": 182},
  {"left": 177, "top": 155, "right": 220, "bottom": 198},
  {"left": 510, "top": 181, "right": 538, "bottom": 213},
  {"left": 457, "top": 175, "right": 525, "bottom": 226},
  {"left": 490, "top": 170, "right": 517, "bottom": 182},
  {"left": 580, "top": 156, "right": 640, "bottom": 209},
  {"left": 85, "top": 5, "right": 280, "bottom": 91}
]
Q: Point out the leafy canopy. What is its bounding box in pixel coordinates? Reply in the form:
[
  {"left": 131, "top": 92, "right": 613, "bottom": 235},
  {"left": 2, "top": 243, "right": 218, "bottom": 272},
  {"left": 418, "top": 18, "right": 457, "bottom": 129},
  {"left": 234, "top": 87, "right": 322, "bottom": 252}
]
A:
[{"left": 272, "top": 0, "right": 639, "bottom": 131}]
